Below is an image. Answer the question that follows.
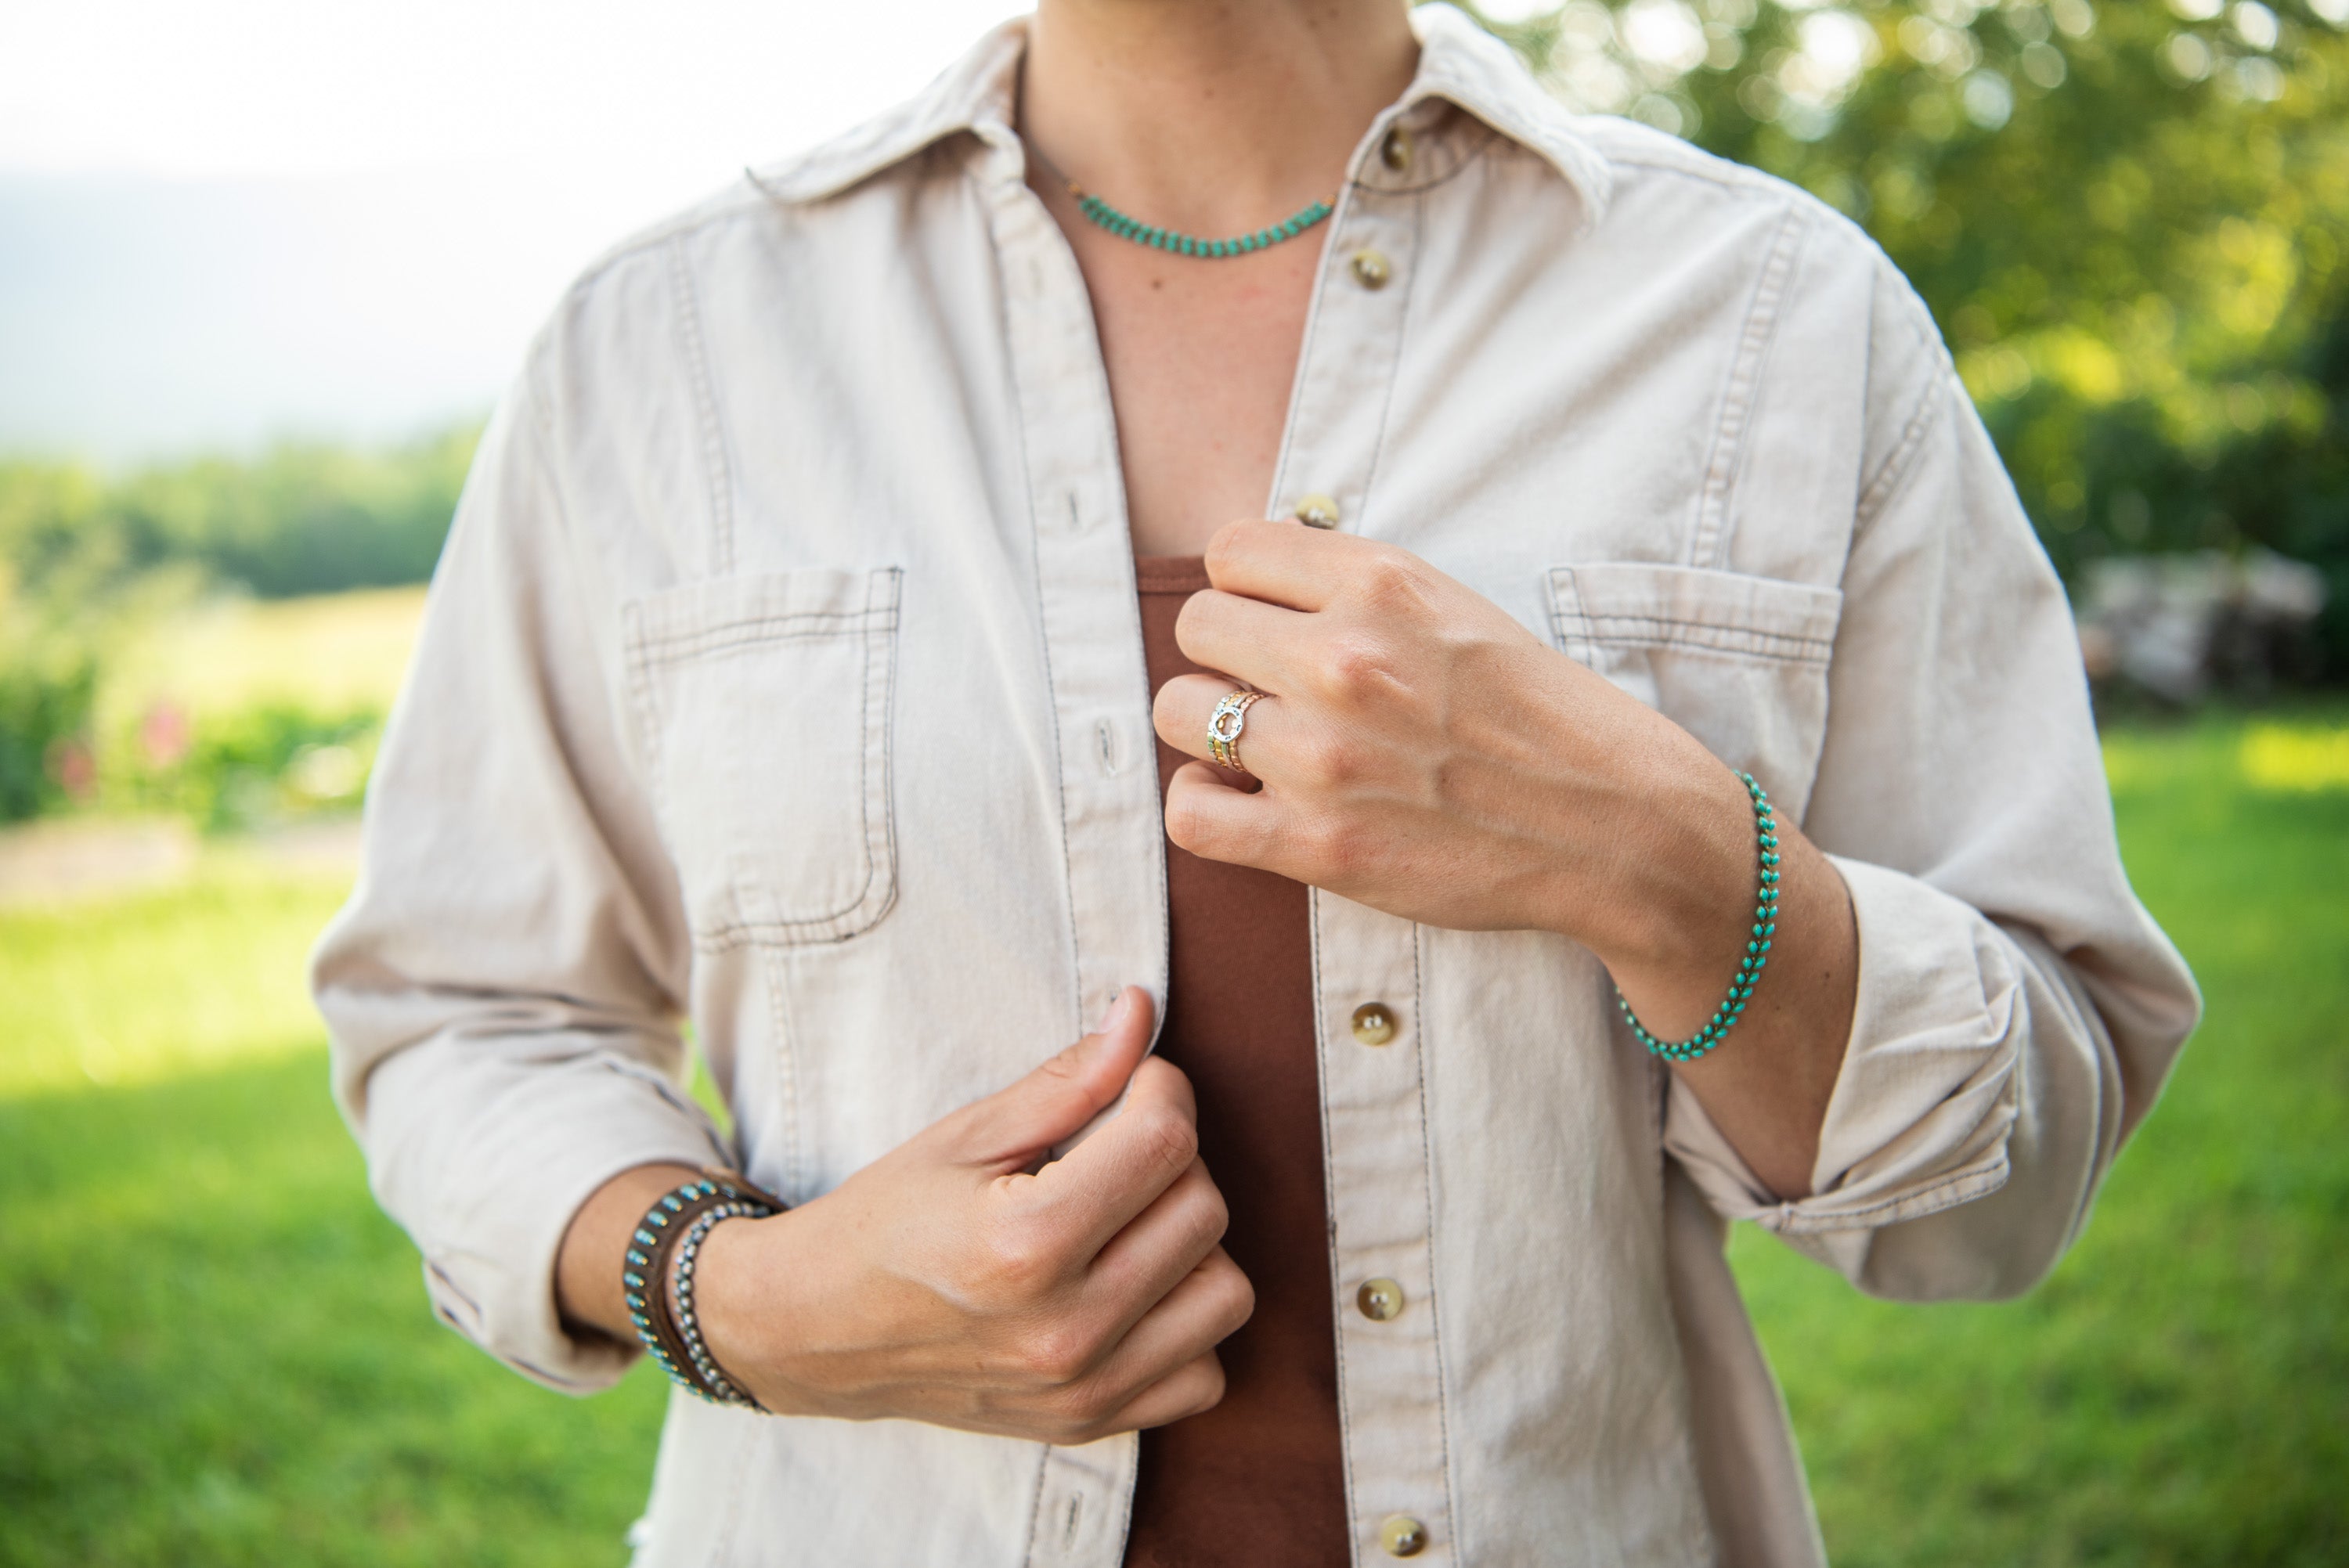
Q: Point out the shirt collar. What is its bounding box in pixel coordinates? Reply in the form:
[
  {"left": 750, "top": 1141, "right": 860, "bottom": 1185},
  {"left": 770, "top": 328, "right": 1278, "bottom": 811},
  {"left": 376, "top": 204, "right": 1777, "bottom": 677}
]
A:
[{"left": 749, "top": 4, "right": 1611, "bottom": 229}]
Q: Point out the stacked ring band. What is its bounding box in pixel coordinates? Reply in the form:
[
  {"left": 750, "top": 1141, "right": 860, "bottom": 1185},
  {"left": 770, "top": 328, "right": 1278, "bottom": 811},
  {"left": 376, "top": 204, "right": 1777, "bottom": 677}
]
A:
[{"left": 1207, "top": 689, "right": 1265, "bottom": 773}]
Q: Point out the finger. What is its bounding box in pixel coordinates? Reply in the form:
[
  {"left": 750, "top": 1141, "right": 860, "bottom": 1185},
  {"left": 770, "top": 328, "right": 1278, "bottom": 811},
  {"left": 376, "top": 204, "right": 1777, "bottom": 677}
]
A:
[
  {"left": 1079, "top": 1248, "right": 1254, "bottom": 1413},
  {"left": 1202, "top": 515, "right": 1376, "bottom": 611},
  {"left": 1153, "top": 672, "right": 1298, "bottom": 780},
  {"left": 1163, "top": 762, "right": 1292, "bottom": 872},
  {"left": 1084, "top": 1158, "right": 1229, "bottom": 1337},
  {"left": 1092, "top": 1350, "right": 1228, "bottom": 1435},
  {"left": 953, "top": 986, "right": 1155, "bottom": 1166},
  {"left": 1025, "top": 1056, "right": 1201, "bottom": 1257},
  {"left": 1171, "top": 587, "right": 1315, "bottom": 692}
]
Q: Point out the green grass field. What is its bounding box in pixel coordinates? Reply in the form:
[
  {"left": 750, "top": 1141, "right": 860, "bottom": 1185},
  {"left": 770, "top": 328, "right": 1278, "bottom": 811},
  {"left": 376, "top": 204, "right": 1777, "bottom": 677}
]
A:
[
  {"left": 1734, "top": 711, "right": 2349, "bottom": 1567},
  {"left": 2, "top": 708, "right": 2343, "bottom": 1566}
]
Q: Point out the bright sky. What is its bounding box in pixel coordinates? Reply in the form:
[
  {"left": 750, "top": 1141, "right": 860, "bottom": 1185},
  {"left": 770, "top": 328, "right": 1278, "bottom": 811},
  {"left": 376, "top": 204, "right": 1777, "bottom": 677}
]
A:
[{"left": 0, "top": 0, "right": 1025, "bottom": 461}]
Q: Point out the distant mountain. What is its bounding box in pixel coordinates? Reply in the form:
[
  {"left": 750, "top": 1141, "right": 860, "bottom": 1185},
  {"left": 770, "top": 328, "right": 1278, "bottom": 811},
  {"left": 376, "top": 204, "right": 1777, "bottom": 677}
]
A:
[{"left": 0, "top": 166, "right": 694, "bottom": 463}]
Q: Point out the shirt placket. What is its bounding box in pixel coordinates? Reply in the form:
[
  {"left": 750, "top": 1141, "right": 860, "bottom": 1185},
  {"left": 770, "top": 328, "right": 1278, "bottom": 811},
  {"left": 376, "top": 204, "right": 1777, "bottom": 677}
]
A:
[
  {"left": 976, "top": 126, "right": 1171, "bottom": 1568},
  {"left": 1278, "top": 117, "right": 1463, "bottom": 1566}
]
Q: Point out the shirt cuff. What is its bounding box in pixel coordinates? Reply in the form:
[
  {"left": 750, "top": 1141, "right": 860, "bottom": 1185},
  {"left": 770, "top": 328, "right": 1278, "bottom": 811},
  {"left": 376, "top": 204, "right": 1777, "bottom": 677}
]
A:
[
  {"left": 1665, "top": 856, "right": 2019, "bottom": 1257},
  {"left": 366, "top": 1038, "right": 734, "bottom": 1395}
]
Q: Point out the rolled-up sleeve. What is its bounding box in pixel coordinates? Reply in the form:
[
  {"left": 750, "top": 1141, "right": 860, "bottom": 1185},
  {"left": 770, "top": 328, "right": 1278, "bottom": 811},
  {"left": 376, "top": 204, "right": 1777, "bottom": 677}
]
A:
[
  {"left": 1666, "top": 286, "right": 2201, "bottom": 1300},
  {"left": 310, "top": 364, "right": 727, "bottom": 1392}
]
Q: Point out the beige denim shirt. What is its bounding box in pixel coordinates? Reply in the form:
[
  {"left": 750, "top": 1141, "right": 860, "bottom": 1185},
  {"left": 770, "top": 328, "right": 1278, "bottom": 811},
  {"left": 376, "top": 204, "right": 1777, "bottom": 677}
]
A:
[{"left": 312, "top": 9, "right": 2200, "bottom": 1565}]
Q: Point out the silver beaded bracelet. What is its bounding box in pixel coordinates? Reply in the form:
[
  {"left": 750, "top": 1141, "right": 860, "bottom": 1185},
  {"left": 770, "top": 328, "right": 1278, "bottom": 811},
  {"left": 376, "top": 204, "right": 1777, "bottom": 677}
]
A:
[
  {"left": 669, "top": 1199, "right": 767, "bottom": 1408},
  {"left": 622, "top": 1173, "right": 781, "bottom": 1409}
]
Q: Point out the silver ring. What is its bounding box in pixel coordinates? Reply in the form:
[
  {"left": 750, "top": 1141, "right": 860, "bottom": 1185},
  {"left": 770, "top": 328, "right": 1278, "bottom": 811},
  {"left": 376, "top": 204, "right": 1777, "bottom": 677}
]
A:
[{"left": 1206, "top": 689, "right": 1264, "bottom": 774}]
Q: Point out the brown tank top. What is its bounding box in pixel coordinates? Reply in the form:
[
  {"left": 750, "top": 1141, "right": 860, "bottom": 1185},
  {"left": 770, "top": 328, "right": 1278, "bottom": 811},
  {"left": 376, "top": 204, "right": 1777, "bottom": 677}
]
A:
[{"left": 1122, "top": 556, "right": 1349, "bottom": 1568}]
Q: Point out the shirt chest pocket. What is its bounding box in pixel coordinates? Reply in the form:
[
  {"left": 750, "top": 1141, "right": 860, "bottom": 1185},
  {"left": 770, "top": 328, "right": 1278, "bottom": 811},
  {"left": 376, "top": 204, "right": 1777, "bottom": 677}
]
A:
[
  {"left": 1546, "top": 562, "right": 1843, "bottom": 819},
  {"left": 624, "top": 567, "right": 901, "bottom": 950}
]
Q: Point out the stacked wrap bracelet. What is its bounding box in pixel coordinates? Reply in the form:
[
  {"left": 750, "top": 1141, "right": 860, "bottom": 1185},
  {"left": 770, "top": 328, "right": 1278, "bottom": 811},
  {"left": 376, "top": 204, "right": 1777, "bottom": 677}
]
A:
[
  {"left": 1616, "top": 771, "right": 1780, "bottom": 1063},
  {"left": 622, "top": 1171, "right": 783, "bottom": 1408}
]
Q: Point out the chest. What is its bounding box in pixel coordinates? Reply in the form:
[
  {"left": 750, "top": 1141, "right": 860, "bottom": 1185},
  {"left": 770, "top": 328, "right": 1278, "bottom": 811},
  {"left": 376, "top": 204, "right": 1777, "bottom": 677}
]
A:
[
  {"left": 1049, "top": 194, "right": 1325, "bottom": 557},
  {"left": 653, "top": 165, "right": 1876, "bottom": 899},
  {"left": 599, "top": 157, "right": 1870, "bottom": 1196}
]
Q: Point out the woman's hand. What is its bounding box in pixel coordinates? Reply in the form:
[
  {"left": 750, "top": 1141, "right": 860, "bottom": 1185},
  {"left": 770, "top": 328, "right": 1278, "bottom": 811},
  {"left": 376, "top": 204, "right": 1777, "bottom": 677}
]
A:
[
  {"left": 1151, "top": 519, "right": 1755, "bottom": 980},
  {"left": 680, "top": 989, "right": 1254, "bottom": 1442},
  {"left": 1151, "top": 520, "right": 1857, "bottom": 1200}
]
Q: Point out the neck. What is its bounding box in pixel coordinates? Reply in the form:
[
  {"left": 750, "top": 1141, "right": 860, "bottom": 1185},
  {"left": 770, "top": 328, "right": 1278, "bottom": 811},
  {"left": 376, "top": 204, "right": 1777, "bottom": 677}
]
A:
[{"left": 1020, "top": 0, "right": 1420, "bottom": 233}]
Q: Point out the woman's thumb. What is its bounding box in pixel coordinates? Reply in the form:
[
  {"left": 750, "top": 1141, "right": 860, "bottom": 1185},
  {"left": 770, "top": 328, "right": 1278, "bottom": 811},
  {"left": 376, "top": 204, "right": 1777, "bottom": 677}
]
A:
[{"left": 967, "top": 987, "right": 1153, "bottom": 1158}]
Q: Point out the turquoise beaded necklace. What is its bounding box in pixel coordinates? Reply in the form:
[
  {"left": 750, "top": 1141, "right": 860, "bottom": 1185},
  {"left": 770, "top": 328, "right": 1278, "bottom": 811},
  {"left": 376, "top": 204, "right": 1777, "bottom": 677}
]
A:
[
  {"left": 1073, "top": 186, "right": 1334, "bottom": 258},
  {"left": 1035, "top": 148, "right": 1335, "bottom": 258}
]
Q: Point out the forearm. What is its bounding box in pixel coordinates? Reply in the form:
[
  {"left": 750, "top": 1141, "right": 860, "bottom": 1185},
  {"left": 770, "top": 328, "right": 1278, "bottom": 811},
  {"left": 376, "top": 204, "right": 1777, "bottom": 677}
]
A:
[
  {"left": 554, "top": 1160, "right": 709, "bottom": 1346},
  {"left": 1656, "top": 823, "right": 1853, "bottom": 1200},
  {"left": 1575, "top": 759, "right": 1858, "bottom": 1202},
  {"left": 539, "top": 1000, "right": 1250, "bottom": 1441}
]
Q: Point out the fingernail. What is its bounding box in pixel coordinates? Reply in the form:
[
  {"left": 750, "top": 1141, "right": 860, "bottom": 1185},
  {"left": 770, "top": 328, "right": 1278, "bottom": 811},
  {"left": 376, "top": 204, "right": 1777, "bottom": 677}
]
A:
[{"left": 1097, "top": 989, "right": 1135, "bottom": 1034}]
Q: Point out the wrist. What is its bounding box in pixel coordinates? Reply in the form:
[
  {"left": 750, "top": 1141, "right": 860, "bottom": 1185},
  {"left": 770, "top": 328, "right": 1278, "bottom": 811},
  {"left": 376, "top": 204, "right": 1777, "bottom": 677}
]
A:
[
  {"left": 691, "top": 1204, "right": 850, "bottom": 1421},
  {"left": 1611, "top": 770, "right": 1781, "bottom": 1058},
  {"left": 1559, "top": 754, "right": 1755, "bottom": 992},
  {"left": 600, "top": 1170, "right": 785, "bottom": 1409},
  {"left": 555, "top": 1161, "right": 707, "bottom": 1346},
  {"left": 684, "top": 1209, "right": 773, "bottom": 1400}
]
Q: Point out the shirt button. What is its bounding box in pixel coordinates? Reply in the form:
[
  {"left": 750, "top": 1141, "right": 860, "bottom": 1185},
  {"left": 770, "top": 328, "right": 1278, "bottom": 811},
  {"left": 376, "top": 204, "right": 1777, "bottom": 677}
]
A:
[
  {"left": 1379, "top": 1515, "right": 1429, "bottom": 1557},
  {"left": 1350, "top": 1002, "right": 1397, "bottom": 1046},
  {"left": 1349, "top": 249, "right": 1393, "bottom": 290},
  {"left": 1380, "top": 126, "right": 1414, "bottom": 172},
  {"left": 1293, "top": 494, "right": 1341, "bottom": 528},
  {"left": 1356, "top": 1278, "right": 1405, "bottom": 1321}
]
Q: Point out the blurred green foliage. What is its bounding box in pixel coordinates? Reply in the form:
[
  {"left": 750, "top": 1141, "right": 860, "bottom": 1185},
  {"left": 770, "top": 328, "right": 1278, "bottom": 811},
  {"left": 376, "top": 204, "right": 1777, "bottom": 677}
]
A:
[
  {"left": 100, "top": 705, "right": 383, "bottom": 834},
  {"left": 0, "top": 646, "right": 95, "bottom": 823},
  {"left": 0, "top": 426, "right": 474, "bottom": 608},
  {"left": 0, "top": 584, "right": 388, "bottom": 828},
  {"left": 0, "top": 430, "right": 466, "bottom": 823},
  {"left": 1469, "top": 0, "right": 2349, "bottom": 666}
]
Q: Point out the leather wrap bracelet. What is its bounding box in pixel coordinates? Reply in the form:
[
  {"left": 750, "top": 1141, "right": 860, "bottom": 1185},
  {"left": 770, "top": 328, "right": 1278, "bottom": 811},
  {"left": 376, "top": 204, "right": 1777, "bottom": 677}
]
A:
[{"left": 623, "top": 1170, "right": 783, "bottom": 1408}]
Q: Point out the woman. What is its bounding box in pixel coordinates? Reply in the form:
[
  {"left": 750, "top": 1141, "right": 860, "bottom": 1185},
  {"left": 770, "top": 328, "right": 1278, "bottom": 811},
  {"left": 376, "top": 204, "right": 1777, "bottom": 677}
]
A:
[{"left": 313, "top": 2, "right": 2199, "bottom": 1563}]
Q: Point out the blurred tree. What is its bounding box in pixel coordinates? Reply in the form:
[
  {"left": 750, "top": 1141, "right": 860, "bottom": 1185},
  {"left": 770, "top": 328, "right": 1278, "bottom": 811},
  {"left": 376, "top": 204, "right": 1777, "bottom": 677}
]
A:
[
  {"left": 0, "top": 424, "right": 476, "bottom": 607},
  {"left": 0, "top": 432, "right": 471, "bottom": 820},
  {"left": 1465, "top": 0, "right": 2349, "bottom": 667},
  {"left": 0, "top": 636, "right": 95, "bottom": 822}
]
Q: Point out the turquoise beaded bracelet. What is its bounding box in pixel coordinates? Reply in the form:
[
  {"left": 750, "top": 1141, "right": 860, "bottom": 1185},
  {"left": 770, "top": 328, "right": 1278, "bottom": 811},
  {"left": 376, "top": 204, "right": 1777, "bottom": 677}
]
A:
[
  {"left": 1616, "top": 771, "right": 1779, "bottom": 1063},
  {"left": 623, "top": 1174, "right": 781, "bottom": 1408}
]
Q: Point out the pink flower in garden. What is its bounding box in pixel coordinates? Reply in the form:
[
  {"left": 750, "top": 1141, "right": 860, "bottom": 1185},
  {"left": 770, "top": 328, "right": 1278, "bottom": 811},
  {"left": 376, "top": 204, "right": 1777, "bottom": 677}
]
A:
[
  {"left": 46, "top": 737, "right": 98, "bottom": 803},
  {"left": 141, "top": 701, "right": 193, "bottom": 766}
]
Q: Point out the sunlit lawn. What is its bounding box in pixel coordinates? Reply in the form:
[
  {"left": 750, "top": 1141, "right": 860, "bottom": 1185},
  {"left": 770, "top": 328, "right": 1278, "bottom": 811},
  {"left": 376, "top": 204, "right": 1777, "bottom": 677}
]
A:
[
  {"left": 0, "top": 852, "right": 673, "bottom": 1568},
  {"left": 1735, "top": 708, "right": 2349, "bottom": 1567},
  {"left": 1, "top": 707, "right": 2344, "bottom": 1566}
]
